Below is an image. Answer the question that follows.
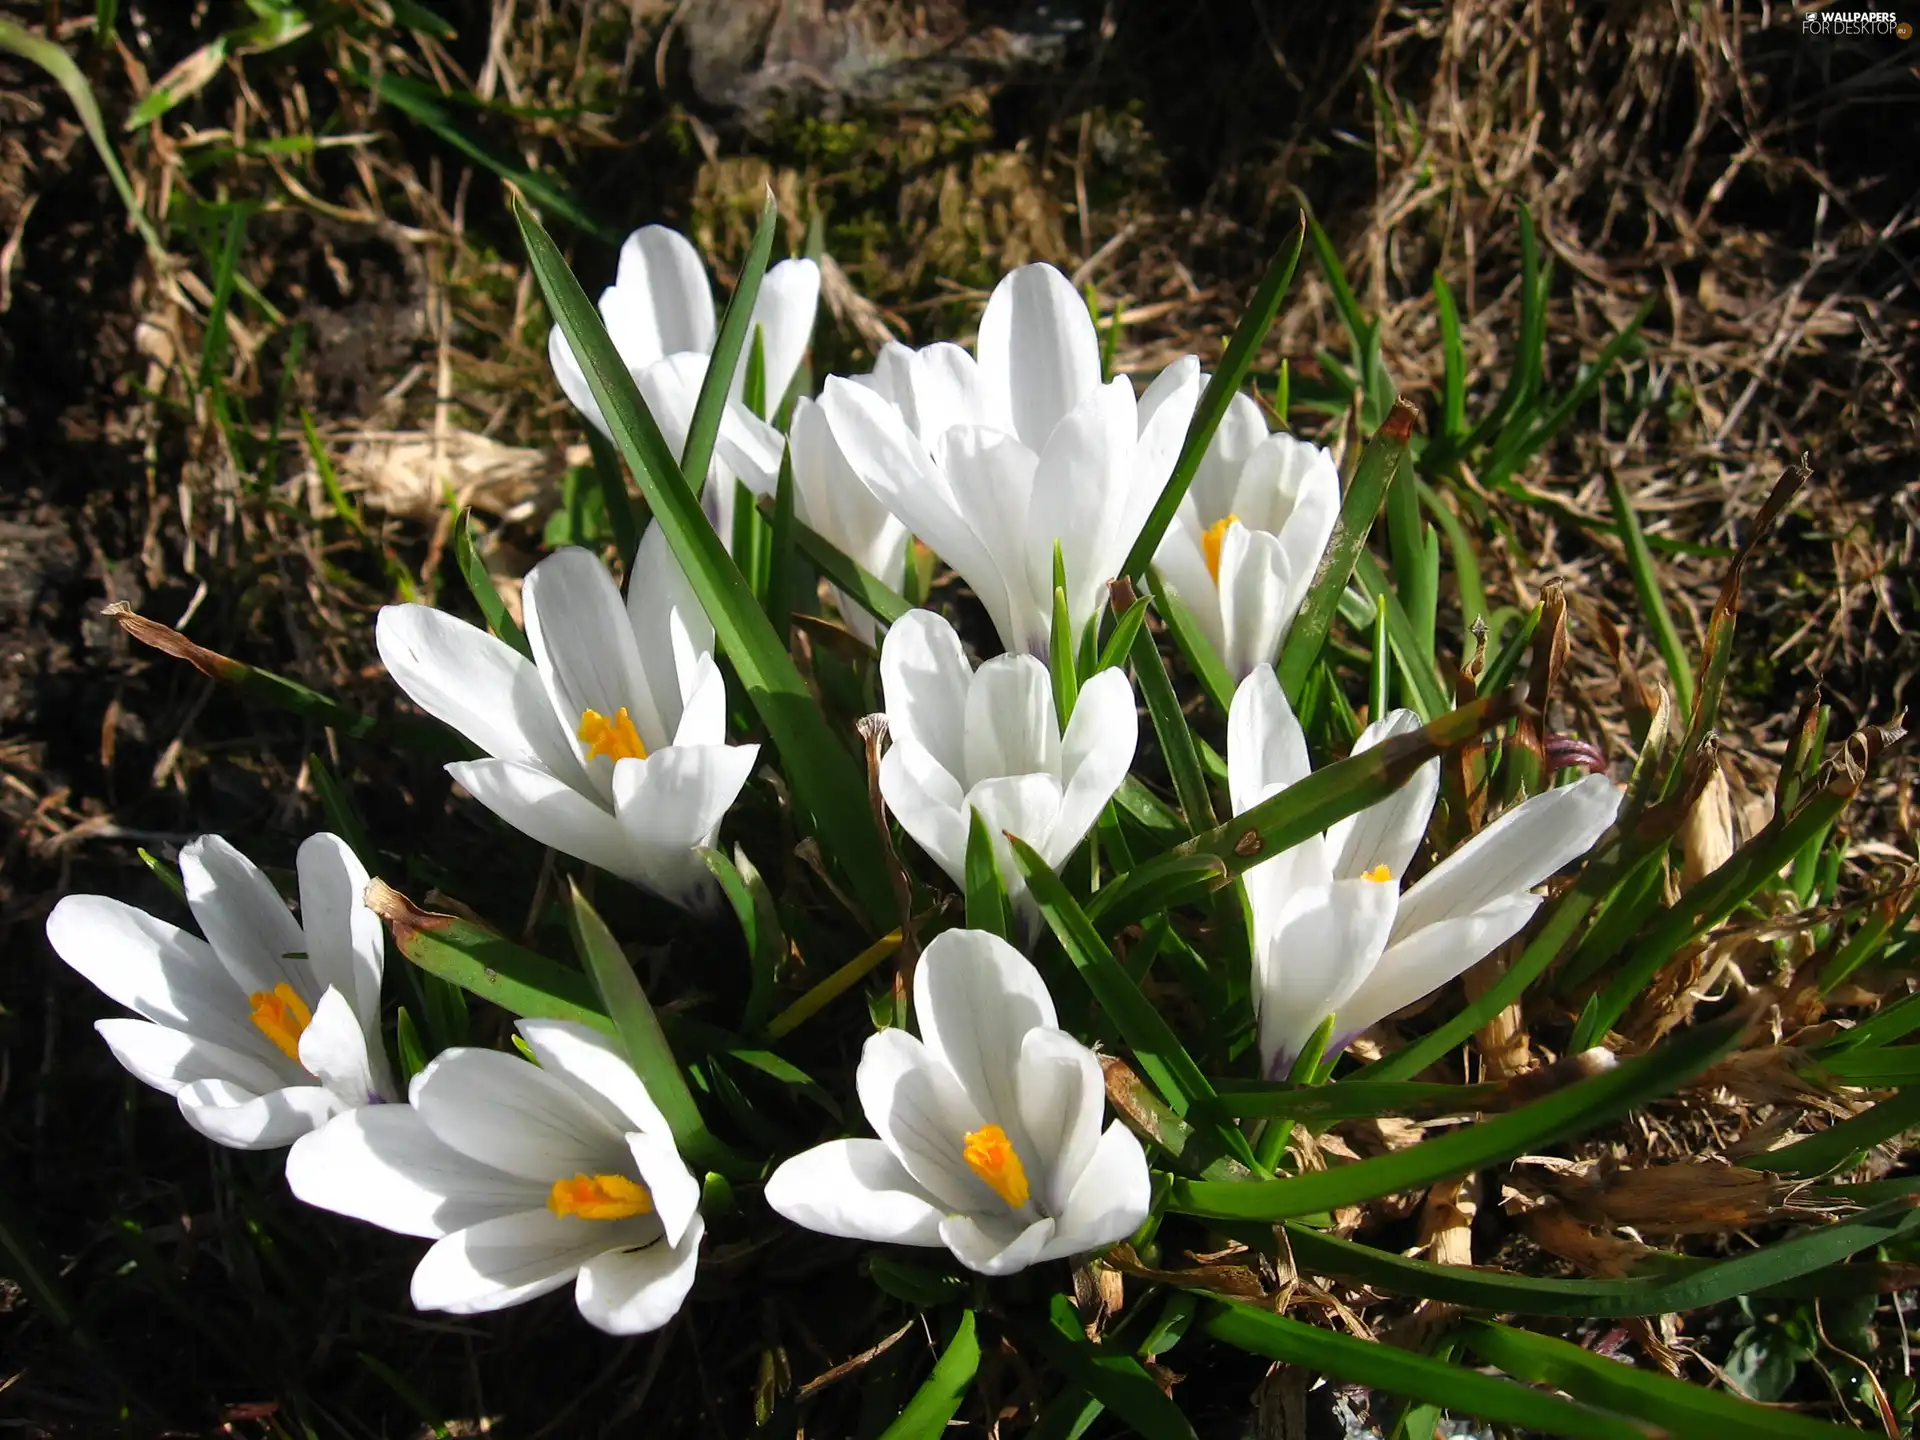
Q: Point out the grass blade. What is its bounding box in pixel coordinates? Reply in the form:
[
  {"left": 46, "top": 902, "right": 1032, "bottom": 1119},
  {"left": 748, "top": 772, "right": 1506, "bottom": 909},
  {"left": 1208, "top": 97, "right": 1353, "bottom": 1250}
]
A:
[
  {"left": 516, "top": 198, "right": 894, "bottom": 923},
  {"left": 1010, "top": 1296, "right": 1196, "bottom": 1440},
  {"left": 1121, "top": 216, "right": 1306, "bottom": 579},
  {"left": 1167, "top": 1007, "right": 1746, "bottom": 1221},
  {"left": 681, "top": 193, "right": 779, "bottom": 494},
  {"left": 1744, "top": 1087, "right": 1920, "bottom": 1178},
  {"left": 700, "top": 846, "right": 784, "bottom": 1033},
  {"left": 877, "top": 1311, "right": 978, "bottom": 1440},
  {"left": 1130, "top": 618, "right": 1215, "bottom": 834},
  {"left": 1149, "top": 576, "right": 1235, "bottom": 716},
  {"left": 1606, "top": 473, "right": 1694, "bottom": 717},
  {"left": 965, "top": 807, "right": 1015, "bottom": 942},
  {"left": 777, "top": 505, "right": 912, "bottom": 629},
  {"left": 1275, "top": 400, "right": 1417, "bottom": 702},
  {"left": 454, "top": 508, "right": 530, "bottom": 657}
]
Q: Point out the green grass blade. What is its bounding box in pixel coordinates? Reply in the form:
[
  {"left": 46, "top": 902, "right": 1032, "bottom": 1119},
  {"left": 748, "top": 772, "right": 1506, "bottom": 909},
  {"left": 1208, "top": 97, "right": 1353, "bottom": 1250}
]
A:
[
  {"left": 1432, "top": 272, "right": 1467, "bottom": 440},
  {"left": 1352, "top": 550, "right": 1450, "bottom": 718},
  {"left": 1149, "top": 575, "right": 1234, "bottom": 716},
  {"left": 1482, "top": 298, "right": 1656, "bottom": 489},
  {"left": 1129, "top": 619, "right": 1215, "bottom": 833},
  {"left": 454, "top": 508, "right": 530, "bottom": 657},
  {"left": 699, "top": 846, "right": 784, "bottom": 1033},
  {"left": 1011, "top": 836, "right": 1217, "bottom": 1122},
  {"left": 564, "top": 880, "right": 737, "bottom": 1173},
  {"left": 1205, "top": 1303, "right": 1653, "bottom": 1440},
  {"left": 1275, "top": 401, "right": 1417, "bottom": 702},
  {"left": 1120, "top": 216, "right": 1306, "bottom": 579},
  {"left": 586, "top": 429, "right": 641, "bottom": 568},
  {"left": 1745, "top": 1087, "right": 1920, "bottom": 1178},
  {"left": 681, "top": 193, "right": 779, "bottom": 492},
  {"left": 1011, "top": 1296, "right": 1196, "bottom": 1440},
  {"left": 1094, "top": 593, "right": 1151, "bottom": 674},
  {"left": 1461, "top": 1320, "right": 1867, "bottom": 1439},
  {"left": 965, "top": 807, "right": 1015, "bottom": 942},
  {"left": 1606, "top": 473, "right": 1694, "bottom": 717},
  {"left": 1082, "top": 852, "right": 1231, "bottom": 932},
  {"left": 1303, "top": 208, "right": 1373, "bottom": 359},
  {"left": 1385, "top": 464, "right": 1436, "bottom": 663},
  {"left": 877, "top": 1311, "right": 978, "bottom": 1440},
  {"left": 765, "top": 446, "right": 798, "bottom": 647},
  {"left": 779, "top": 505, "right": 912, "bottom": 629},
  {"left": 517, "top": 198, "right": 894, "bottom": 923},
  {"left": 1168, "top": 1008, "right": 1745, "bottom": 1221},
  {"left": 1283, "top": 1195, "right": 1920, "bottom": 1317}
]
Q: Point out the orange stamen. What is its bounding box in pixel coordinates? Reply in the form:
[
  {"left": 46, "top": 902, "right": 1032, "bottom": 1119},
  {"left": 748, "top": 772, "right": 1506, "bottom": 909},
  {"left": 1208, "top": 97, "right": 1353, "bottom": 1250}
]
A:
[
  {"left": 962, "top": 1124, "right": 1031, "bottom": 1209},
  {"left": 1362, "top": 863, "right": 1393, "bottom": 883},
  {"left": 577, "top": 706, "right": 648, "bottom": 764},
  {"left": 1202, "top": 514, "right": 1240, "bottom": 584},
  {"left": 248, "top": 983, "right": 313, "bottom": 1062},
  {"left": 546, "top": 1172, "right": 654, "bottom": 1221}
]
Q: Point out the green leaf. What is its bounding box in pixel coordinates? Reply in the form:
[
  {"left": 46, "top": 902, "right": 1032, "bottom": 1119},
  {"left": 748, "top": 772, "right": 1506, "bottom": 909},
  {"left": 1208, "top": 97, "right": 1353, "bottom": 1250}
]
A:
[
  {"left": 1129, "top": 617, "right": 1214, "bottom": 833},
  {"left": 516, "top": 198, "right": 895, "bottom": 923},
  {"left": 682, "top": 197, "right": 779, "bottom": 493},
  {"left": 586, "top": 429, "right": 640, "bottom": 568},
  {"left": 395, "top": 1006, "right": 430, "bottom": 1084},
  {"left": 1281, "top": 1194, "right": 1920, "bottom": 1316},
  {"left": 1204, "top": 1303, "right": 1653, "bottom": 1440},
  {"left": 1607, "top": 473, "right": 1694, "bottom": 718},
  {"left": 1082, "top": 852, "right": 1231, "bottom": 932},
  {"left": 1094, "top": 593, "right": 1151, "bottom": 674},
  {"left": 1275, "top": 400, "right": 1417, "bottom": 702},
  {"left": 137, "top": 846, "right": 187, "bottom": 903},
  {"left": 1050, "top": 547, "right": 1079, "bottom": 722},
  {"left": 1461, "top": 1320, "right": 1867, "bottom": 1439},
  {"left": 1352, "top": 549, "right": 1450, "bottom": 718},
  {"left": 1121, "top": 216, "right": 1306, "bottom": 579},
  {"left": 780, "top": 506, "right": 912, "bottom": 630},
  {"left": 1745, "top": 1087, "right": 1920, "bottom": 1178},
  {"left": 1168, "top": 1008, "right": 1745, "bottom": 1220},
  {"left": 1010, "top": 1296, "right": 1196, "bottom": 1440},
  {"left": 1149, "top": 577, "right": 1234, "bottom": 717},
  {"left": 765, "top": 445, "right": 798, "bottom": 647},
  {"left": 965, "top": 807, "right": 1015, "bottom": 942},
  {"left": 564, "top": 881, "right": 730, "bottom": 1171},
  {"left": 1432, "top": 272, "right": 1467, "bottom": 440},
  {"left": 454, "top": 508, "right": 529, "bottom": 656},
  {"left": 700, "top": 846, "right": 784, "bottom": 1033},
  {"left": 877, "top": 1311, "right": 978, "bottom": 1440}
]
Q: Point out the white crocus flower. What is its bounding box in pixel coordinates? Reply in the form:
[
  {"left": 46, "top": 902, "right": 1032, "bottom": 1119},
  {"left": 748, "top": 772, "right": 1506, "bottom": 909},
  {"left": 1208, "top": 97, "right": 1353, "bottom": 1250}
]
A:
[
  {"left": 788, "top": 395, "right": 910, "bottom": 645},
  {"left": 1228, "top": 665, "right": 1622, "bottom": 1077},
  {"left": 820, "top": 264, "right": 1200, "bottom": 658},
  {"left": 286, "top": 1019, "right": 702, "bottom": 1335},
  {"left": 1153, "top": 392, "right": 1340, "bottom": 679},
  {"left": 878, "top": 609, "right": 1136, "bottom": 919},
  {"left": 765, "top": 928, "right": 1149, "bottom": 1275},
  {"left": 45, "top": 834, "right": 394, "bottom": 1149},
  {"left": 547, "top": 224, "right": 820, "bottom": 437},
  {"left": 376, "top": 531, "right": 757, "bottom": 910}
]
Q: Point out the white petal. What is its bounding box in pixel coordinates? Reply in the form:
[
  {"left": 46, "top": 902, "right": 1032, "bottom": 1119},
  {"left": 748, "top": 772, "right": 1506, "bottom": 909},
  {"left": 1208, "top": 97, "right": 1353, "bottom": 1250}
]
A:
[
  {"left": 1189, "top": 389, "right": 1269, "bottom": 524},
  {"left": 629, "top": 1130, "right": 701, "bottom": 1249},
  {"left": 933, "top": 426, "right": 1044, "bottom": 656},
  {"left": 610, "top": 745, "right": 759, "bottom": 907},
  {"left": 856, "top": 1027, "right": 993, "bottom": 1212},
  {"left": 548, "top": 326, "right": 609, "bottom": 437},
  {"left": 1039, "top": 1122, "right": 1150, "bottom": 1263},
  {"left": 1241, "top": 434, "right": 1340, "bottom": 619},
  {"left": 1226, "top": 664, "right": 1310, "bottom": 815},
  {"left": 789, "top": 397, "right": 908, "bottom": 596},
  {"left": 626, "top": 521, "right": 715, "bottom": 737},
  {"left": 914, "top": 928, "right": 1057, "bottom": 1150},
  {"left": 966, "top": 773, "right": 1065, "bottom": 903},
  {"left": 713, "top": 401, "right": 786, "bottom": 496},
  {"left": 975, "top": 263, "right": 1100, "bottom": 451},
  {"left": 411, "top": 1208, "right": 651, "bottom": 1315},
  {"left": 1215, "top": 523, "right": 1294, "bottom": 681},
  {"left": 1392, "top": 774, "right": 1622, "bottom": 941},
  {"left": 177, "top": 1078, "right": 341, "bottom": 1150},
  {"left": 880, "top": 609, "right": 973, "bottom": 781},
  {"left": 47, "top": 894, "right": 262, "bottom": 1057},
  {"left": 298, "top": 987, "right": 391, "bottom": 1107},
  {"left": 871, "top": 341, "right": 984, "bottom": 442},
  {"left": 515, "top": 1019, "right": 673, "bottom": 1138},
  {"left": 94, "top": 1017, "right": 286, "bottom": 1098},
  {"left": 1253, "top": 876, "right": 1398, "bottom": 1078},
  {"left": 573, "top": 1213, "right": 704, "bottom": 1336},
  {"left": 376, "top": 603, "right": 586, "bottom": 788},
  {"left": 1014, "top": 1027, "right": 1104, "bottom": 1217},
  {"left": 1049, "top": 667, "right": 1138, "bottom": 867},
  {"left": 612, "top": 225, "right": 715, "bottom": 362},
  {"left": 179, "top": 835, "right": 311, "bottom": 999},
  {"left": 880, "top": 744, "right": 970, "bottom": 889},
  {"left": 1152, "top": 523, "right": 1228, "bottom": 666},
  {"left": 295, "top": 833, "right": 383, "bottom": 1023},
  {"left": 744, "top": 258, "right": 819, "bottom": 406},
  {"left": 964, "top": 654, "right": 1060, "bottom": 782},
  {"left": 1127, "top": 359, "right": 1202, "bottom": 546},
  {"left": 671, "top": 654, "right": 729, "bottom": 749},
  {"left": 764, "top": 1139, "right": 946, "bottom": 1246},
  {"left": 939, "top": 1212, "right": 1056, "bottom": 1276},
  {"left": 1325, "top": 711, "right": 1439, "bottom": 884},
  {"left": 413, "top": 1047, "right": 628, "bottom": 1181},
  {"left": 1335, "top": 894, "right": 1540, "bottom": 1047},
  {"left": 445, "top": 758, "right": 637, "bottom": 879},
  {"left": 286, "top": 1104, "right": 539, "bottom": 1238},
  {"left": 1027, "top": 379, "right": 1137, "bottom": 639},
  {"left": 524, "top": 547, "right": 665, "bottom": 771}
]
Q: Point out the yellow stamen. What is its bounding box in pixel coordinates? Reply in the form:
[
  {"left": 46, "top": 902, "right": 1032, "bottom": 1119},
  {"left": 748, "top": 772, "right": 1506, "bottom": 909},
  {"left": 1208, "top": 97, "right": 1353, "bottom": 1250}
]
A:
[
  {"left": 1362, "top": 863, "right": 1393, "bottom": 883},
  {"left": 546, "top": 1172, "right": 654, "bottom": 1221},
  {"left": 577, "top": 706, "right": 648, "bottom": 764},
  {"left": 1202, "top": 514, "right": 1240, "bottom": 584},
  {"left": 248, "top": 983, "right": 313, "bottom": 1062},
  {"left": 963, "top": 1124, "right": 1031, "bottom": 1209}
]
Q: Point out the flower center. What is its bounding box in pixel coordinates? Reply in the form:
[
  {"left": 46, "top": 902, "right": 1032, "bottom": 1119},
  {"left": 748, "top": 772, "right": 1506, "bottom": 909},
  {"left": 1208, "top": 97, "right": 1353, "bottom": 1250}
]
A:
[
  {"left": 1362, "top": 863, "right": 1393, "bottom": 883},
  {"left": 577, "top": 706, "right": 648, "bottom": 764},
  {"left": 1202, "top": 514, "right": 1240, "bottom": 584},
  {"left": 547, "top": 1172, "right": 654, "bottom": 1221},
  {"left": 248, "top": 983, "right": 313, "bottom": 1062},
  {"left": 962, "top": 1124, "right": 1031, "bottom": 1209}
]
